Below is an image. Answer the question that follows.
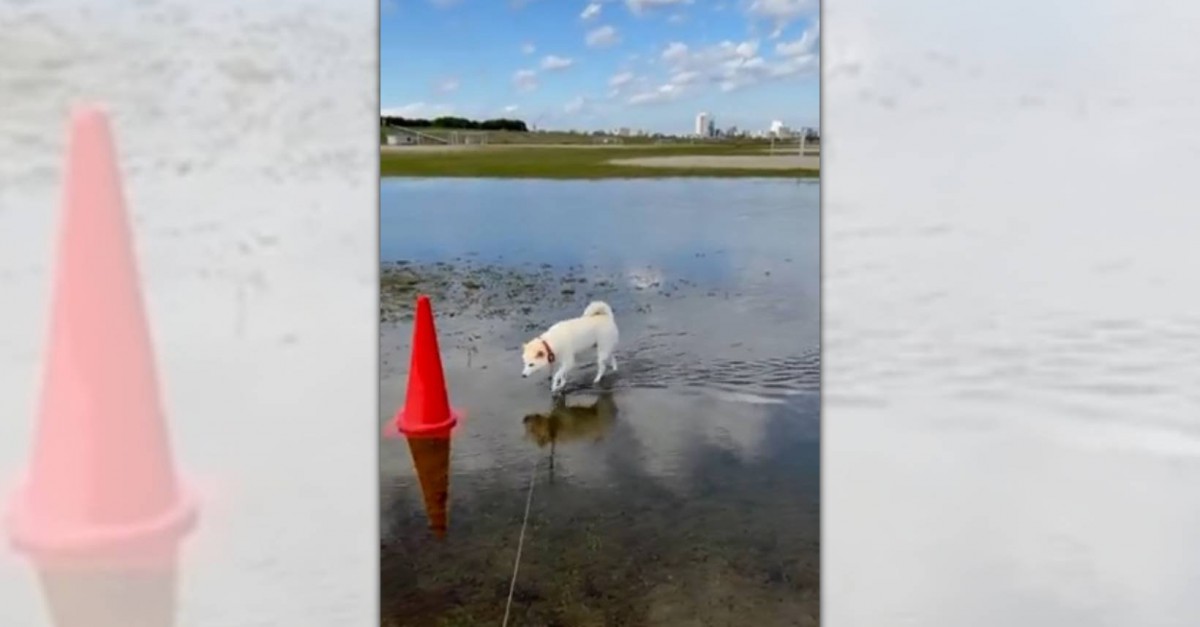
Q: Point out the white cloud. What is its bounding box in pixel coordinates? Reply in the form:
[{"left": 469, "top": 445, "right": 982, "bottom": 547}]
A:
[
  {"left": 670, "top": 70, "right": 701, "bottom": 85},
  {"left": 608, "top": 71, "right": 637, "bottom": 98},
  {"left": 735, "top": 40, "right": 760, "bottom": 57},
  {"left": 436, "top": 77, "right": 460, "bottom": 94},
  {"left": 775, "top": 38, "right": 811, "bottom": 57},
  {"left": 626, "top": 0, "right": 692, "bottom": 15},
  {"left": 767, "top": 22, "right": 819, "bottom": 77},
  {"left": 540, "top": 55, "right": 574, "bottom": 70},
  {"left": 624, "top": 64, "right": 706, "bottom": 105},
  {"left": 608, "top": 71, "right": 635, "bottom": 88},
  {"left": 504, "top": 104, "right": 519, "bottom": 113},
  {"left": 747, "top": 0, "right": 817, "bottom": 36},
  {"left": 747, "top": 0, "right": 815, "bottom": 20},
  {"left": 628, "top": 40, "right": 765, "bottom": 104},
  {"left": 520, "top": 42, "right": 536, "bottom": 55},
  {"left": 586, "top": 25, "right": 620, "bottom": 48},
  {"left": 766, "top": 53, "right": 817, "bottom": 78},
  {"left": 564, "top": 96, "right": 587, "bottom": 114},
  {"left": 627, "top": 82, "right": 683, "bottom": 105},
  {"left": 662, "top": 42, "right": 689, "bottom": 62},
  {"left": 580, "top": 2, "right": 602, "bottom": 20},
  {"left": 651, "top": 36, "right": 815, "bottom": 94},
  {"left": 512, "top": 69, "right": 538, "bottom": 92},
  {"left": 575, "top": 7, "right": 817, "bottom": 109},
  {"left": 775, "top": 20, "right": 819, "bottom": 56},
  {"left": 381, "top": 102, "right": 454, "bottom": 118}
]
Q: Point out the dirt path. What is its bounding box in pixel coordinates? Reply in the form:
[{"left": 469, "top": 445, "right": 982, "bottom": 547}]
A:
[{"left": 609, "top": 154, "right": 820, "bottom": 170}]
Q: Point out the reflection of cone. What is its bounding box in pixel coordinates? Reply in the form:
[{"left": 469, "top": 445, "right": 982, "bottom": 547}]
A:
[
  {"left": 36, "top": 537, "right": 180, "bottom": 627},
  {"left": 406, "top": 436, "right": 451, "bottom": 539},
  {"left": 5, "top": 106, "right": 195, "bottom": 626},
  {"left": 388, "top": 295, "right": 460, "bottom": 438}
]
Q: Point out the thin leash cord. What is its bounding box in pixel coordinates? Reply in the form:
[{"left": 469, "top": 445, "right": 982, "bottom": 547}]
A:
[{"left": 501, "top": 456, "right": 540, "bottom": 627}]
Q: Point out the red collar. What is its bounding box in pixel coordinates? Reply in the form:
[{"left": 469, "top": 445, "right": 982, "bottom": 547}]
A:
[{"left": 539, "top": 338, "right": 556, "bottom": 364}]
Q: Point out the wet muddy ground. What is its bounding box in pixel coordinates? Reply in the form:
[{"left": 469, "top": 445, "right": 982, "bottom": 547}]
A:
[{"left": 379, "top": 178, "right": 819, "bottom": 626}]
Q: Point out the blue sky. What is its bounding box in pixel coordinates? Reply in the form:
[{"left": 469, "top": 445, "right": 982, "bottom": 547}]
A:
[{"left": 380, "top": 0, "right": 819, "bottom": 135}]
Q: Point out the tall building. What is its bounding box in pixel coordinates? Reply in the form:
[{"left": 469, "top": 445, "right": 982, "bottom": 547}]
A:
[{"left": 695, "top": 112, "right": 710, "bottom": 137}]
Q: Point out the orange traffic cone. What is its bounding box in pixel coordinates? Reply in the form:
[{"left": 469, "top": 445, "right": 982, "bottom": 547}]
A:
[
  {"left": 406, "top": 436, "right": 451, "bottom": 539},
  {"left": 5, "top": 106, "right": 196, "bottom": 626},
  {"left": 387, "top": 295, "right": 460, "bottom": 438}
]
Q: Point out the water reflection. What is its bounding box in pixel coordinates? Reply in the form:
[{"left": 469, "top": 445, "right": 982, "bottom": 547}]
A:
[
  {"left": 523, "top": 391, "right": 619, "bottom": 448},
  {"left": 405, "top": 436, "right": 451, "bottom": 540},
  {"left": 523, "top": 391, "right": 620, "bottom": 485}
]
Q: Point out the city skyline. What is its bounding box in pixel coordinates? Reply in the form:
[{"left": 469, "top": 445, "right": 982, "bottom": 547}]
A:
[{"left": 380, "top": 0, "right": 819, "bottom": 135}]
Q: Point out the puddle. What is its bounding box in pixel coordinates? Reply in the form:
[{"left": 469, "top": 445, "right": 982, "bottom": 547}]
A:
[{"left": 380, "top": 178, "right": 820, "bottom": 626}]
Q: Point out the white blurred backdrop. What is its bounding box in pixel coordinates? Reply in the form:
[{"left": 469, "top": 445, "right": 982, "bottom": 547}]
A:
[{"left": 825, "top": 1, "right": 1200, "bottom": 626}]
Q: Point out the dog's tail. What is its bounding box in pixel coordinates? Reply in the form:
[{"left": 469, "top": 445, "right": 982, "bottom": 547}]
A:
[{"left": 582, "top": 301, "right": 613, "bottom": 318}]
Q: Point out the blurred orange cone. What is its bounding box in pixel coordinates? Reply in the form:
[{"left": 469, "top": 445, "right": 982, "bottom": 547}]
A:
[{"left": 6, "top": 106, "right": 196, "bottom": 627}]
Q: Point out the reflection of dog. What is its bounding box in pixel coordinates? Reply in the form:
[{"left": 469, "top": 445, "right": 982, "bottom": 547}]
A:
[
  {"left": 521, "top": 301, "right": 619, "bottom": 394},
  {"left": 522, "top": 393, "right": 618, "bottom": 448}
]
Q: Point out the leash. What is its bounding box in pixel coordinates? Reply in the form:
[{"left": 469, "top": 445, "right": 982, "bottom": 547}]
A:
[{"left": 501, "top": 456, "right": 540, "bottom": 627}]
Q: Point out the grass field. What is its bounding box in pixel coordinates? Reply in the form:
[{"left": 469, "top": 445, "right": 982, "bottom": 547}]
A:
[{"left": 380, "top": 143, "right": 820, "bottom": 179}]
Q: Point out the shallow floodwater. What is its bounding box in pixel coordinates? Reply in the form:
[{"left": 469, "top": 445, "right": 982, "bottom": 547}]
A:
[{"left": 379, "top": 178, "right": 820, "bottom": 626}]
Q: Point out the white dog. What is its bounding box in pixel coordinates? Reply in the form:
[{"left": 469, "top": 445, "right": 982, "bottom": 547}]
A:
[{"left": 521, "top": 301, "right": 619, "bottom": 393}]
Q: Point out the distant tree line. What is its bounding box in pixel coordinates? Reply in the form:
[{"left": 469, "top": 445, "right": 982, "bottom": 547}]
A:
[{"left": 381, "top": 116, "right": 529, "bottom": 132}]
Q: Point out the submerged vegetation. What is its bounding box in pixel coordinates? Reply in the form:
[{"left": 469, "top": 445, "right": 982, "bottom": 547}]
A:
[{"left": 380, "top": 260, "right": 705, "bottom": 326}]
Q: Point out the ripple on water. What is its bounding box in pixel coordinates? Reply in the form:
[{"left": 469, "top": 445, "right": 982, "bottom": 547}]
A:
[{"left": 613, "top": 350, "right": 821, "bottom": 402}]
